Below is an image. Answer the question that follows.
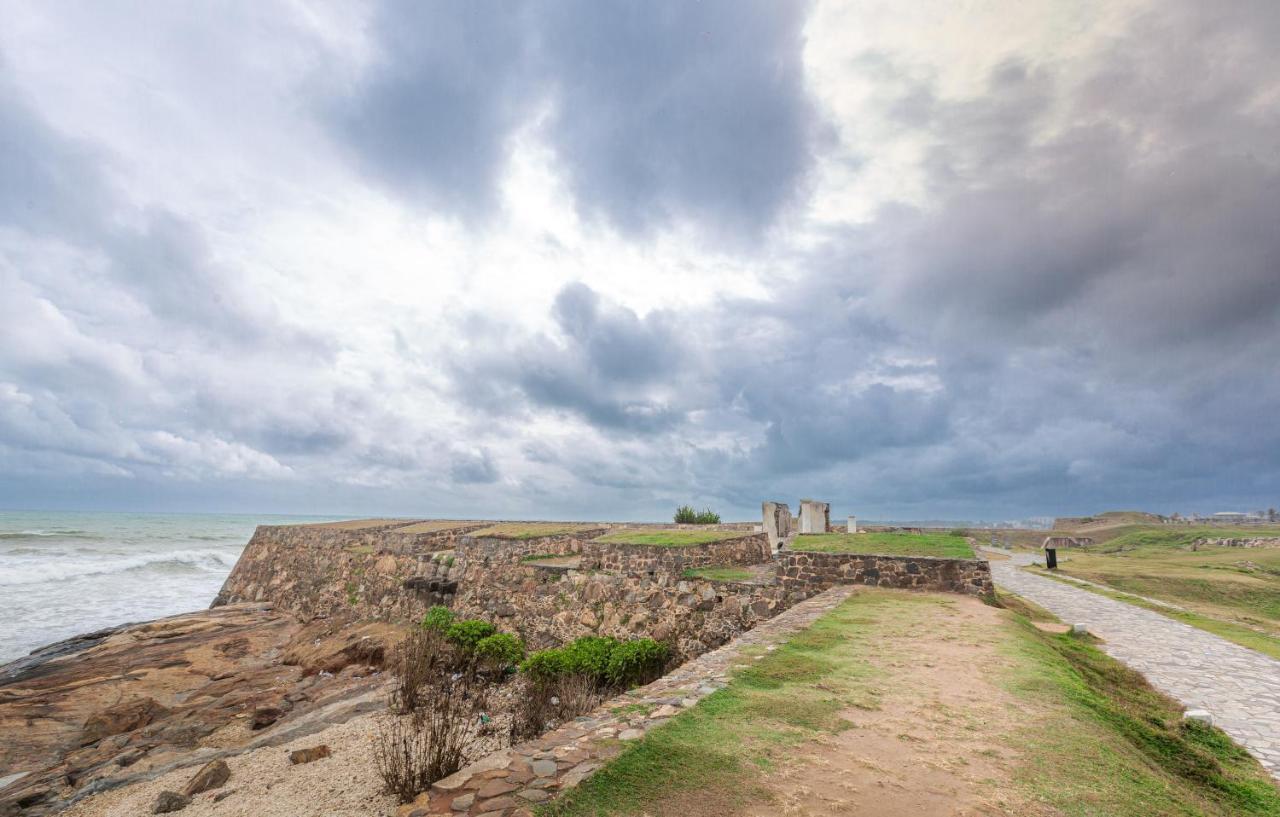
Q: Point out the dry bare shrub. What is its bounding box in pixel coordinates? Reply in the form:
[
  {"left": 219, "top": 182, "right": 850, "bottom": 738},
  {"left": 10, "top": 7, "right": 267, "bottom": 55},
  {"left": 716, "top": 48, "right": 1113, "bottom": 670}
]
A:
[
  {"left": 391, "top": 627, "right": 453, "bottom": 714},
  {"left": 373, "top": 713, "right": 433, "bottom": 803},
  {"left": 377, "top": 628, "right": 492, "bottom": 801},
  {"left": 508, "top": 673, "right": 604, "bottom": 743}
]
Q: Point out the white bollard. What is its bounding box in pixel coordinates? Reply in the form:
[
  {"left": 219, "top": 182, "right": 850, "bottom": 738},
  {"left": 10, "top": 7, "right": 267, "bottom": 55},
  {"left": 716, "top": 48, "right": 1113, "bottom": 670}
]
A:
[
  {"left": 1071, "top": 623, "right": 1088, "bottom": 635},
  {"left": 1183, "top": 709, "right": 1214, "bottom": 726}
]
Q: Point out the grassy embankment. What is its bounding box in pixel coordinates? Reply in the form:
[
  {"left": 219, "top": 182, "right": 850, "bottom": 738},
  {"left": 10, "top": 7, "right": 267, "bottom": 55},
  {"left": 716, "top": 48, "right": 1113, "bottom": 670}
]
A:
[
  {"left": 680, "top": 566, "right": 755, "bottom": 582},
  {"left": 792, "top": 530, "right": 976, "bottom": 559},
  {"left": 469, "top": 522, "right": 601, "bottom": 539},
  {"left": 591, "top": 530, "right": 754, "bottom": 547},
  {"left": 539, "top": 590, "right": 1280, "bottom": 817},
  {"left": 1042, "top": 526, "right": 1280, "bottom": 649}
]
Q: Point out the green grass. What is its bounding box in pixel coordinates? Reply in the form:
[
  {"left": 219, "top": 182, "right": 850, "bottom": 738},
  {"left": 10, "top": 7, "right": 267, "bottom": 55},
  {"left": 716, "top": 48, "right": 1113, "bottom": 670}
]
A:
[
  {"left": 792, "top": 531, "right": 975, "bottom": 559},
  {"left": 592, "top": 530, "right": 754, "bottom": 547},
  {"left": 1002, "top": 601, "right": 1280, "bottom": 816},
  {"left": 681, "top": 566, "right": 755, "bottom": 582},
  {"left": 538, "top": 593, "right": 888, "bottom": 817},
  {"left": 470, "top": 523, "right": 600, "bottom": 539},
  {"left": 1028, "top": 568, "right": 1280, "bottom": 661}
]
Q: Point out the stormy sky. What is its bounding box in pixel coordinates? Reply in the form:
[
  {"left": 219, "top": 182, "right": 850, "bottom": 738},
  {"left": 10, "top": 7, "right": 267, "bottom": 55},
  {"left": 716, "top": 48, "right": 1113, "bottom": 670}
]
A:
[{"left": 1, "top": 0, "right": 1278, "bottom": 521}]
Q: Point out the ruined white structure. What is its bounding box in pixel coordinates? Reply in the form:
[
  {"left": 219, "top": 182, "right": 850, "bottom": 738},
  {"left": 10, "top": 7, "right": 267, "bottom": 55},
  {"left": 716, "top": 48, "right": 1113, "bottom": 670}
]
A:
[
  {"left": 798, "top": 499, "right": 830, "bottom": 535},
  {"left": 847, "top": 515, "right": 858, "bottom": 533},
  {"left": 762, "top": 501, "right": 793, "bottom": 551}
]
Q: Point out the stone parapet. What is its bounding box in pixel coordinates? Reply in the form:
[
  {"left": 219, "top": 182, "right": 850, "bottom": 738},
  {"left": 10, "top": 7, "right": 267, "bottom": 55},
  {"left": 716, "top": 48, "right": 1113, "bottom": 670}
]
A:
[
  {"left": 212, "top": 522, "right": 485, "bottom": 620},
  {"left": 779, "top": 551, "right": 994, "bottom": 596},
  {"left": 578, "top": 533, "right": 771, "bottom": 575}
]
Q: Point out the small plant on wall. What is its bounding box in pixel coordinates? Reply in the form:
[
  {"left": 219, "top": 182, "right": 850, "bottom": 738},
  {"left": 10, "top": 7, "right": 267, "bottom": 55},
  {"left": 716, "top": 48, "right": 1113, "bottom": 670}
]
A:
[{"left": 675, "top": 505, "right": 721, "bottom": 524}]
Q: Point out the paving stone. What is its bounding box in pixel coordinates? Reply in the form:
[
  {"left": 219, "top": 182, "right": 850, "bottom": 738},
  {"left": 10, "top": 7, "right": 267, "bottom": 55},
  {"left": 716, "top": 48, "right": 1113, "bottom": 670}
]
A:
[
  {"left": 989, "top": 550, "right": 1280, "bottom": 778},
  {"left": 530, "top": 759, "right": 557, "bottom": 778}
]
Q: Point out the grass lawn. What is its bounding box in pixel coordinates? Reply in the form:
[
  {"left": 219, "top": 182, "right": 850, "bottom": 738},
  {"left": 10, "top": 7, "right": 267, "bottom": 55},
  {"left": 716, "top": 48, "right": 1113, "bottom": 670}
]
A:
[
  {"left": 539, "top": 590, "right": 1279, "bottom": 817},
  {"left": 390, "top": 519, "right": 480, "bottom": 534},
  {"left": 681, "top": 565, "right": 755, "bottom": 582},
  {"left": 1046, "top": 526, "right": 1280, "bottom": 637},
  {"left": 470, "top": 522, "right": 601, "bottom": 539},
  {"left": 592, "top": 530, "right": 753, "bottom": 547},
  {"left": 791, "top": 530, "right": 975, "bottom": 559}
]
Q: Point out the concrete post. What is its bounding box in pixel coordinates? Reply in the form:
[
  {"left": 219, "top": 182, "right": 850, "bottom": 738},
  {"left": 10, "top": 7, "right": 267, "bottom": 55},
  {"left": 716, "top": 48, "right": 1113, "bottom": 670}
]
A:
[{"left": 847, "top": 515, "right": 857, "bottom": 533}]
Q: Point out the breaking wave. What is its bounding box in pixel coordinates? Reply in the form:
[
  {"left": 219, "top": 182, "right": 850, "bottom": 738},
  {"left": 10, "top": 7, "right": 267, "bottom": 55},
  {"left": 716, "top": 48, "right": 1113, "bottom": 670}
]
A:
[{"left": 0, "top": 549, "right": 238, "bottom": 587}]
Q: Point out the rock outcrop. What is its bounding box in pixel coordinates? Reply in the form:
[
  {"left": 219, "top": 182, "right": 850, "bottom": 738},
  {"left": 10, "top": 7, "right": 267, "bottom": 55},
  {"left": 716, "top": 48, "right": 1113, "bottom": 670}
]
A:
[{"left": 0, "top": 603, "right": 401, "bottom": 816}]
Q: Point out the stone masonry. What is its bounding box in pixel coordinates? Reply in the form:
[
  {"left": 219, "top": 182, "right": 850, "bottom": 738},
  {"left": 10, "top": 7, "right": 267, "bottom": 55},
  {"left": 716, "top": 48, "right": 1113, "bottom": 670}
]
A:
[
  {"left": 212, "top": 521, "right": 485, "bottom": 620},
  {"left": 779, "top": 551, "right": 994, "bottom": 596},
  {"left": 578, "top": 532, "right": 771, "bottom": 574}
]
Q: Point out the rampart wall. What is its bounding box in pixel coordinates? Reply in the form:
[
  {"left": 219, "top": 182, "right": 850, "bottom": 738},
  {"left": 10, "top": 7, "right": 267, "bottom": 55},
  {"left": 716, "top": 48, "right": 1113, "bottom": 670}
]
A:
[
  {"left": 779, "top": 550, "right": 994, "bottom": 596},
  {"left": 578, "top": 533, "right": 771, "bottom": 574},
  {"left": 212, "top": 522, "right": 484, "bottom": 620}
]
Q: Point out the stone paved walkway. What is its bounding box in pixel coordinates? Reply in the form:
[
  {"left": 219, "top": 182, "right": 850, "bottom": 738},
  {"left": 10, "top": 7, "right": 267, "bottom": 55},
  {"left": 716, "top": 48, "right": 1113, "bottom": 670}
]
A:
[{"left": 987, "top": 549, "right": 1280, "bottom": 777}]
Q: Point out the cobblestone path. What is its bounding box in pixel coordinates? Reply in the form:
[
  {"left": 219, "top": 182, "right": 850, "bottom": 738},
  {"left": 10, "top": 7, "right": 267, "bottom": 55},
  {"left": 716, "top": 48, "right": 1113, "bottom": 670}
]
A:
[{"left": 988, "top": 551, "right": 1280, "bottom": 777}]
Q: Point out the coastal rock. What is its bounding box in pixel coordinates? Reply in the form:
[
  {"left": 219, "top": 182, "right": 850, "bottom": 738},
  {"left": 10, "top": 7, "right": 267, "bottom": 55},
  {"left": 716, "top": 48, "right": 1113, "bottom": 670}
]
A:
[
  {"left": 152, "top": 791, "right": 191, "bottom": 813},
  {"left": 80, "top": 698, "right": 169, "bottom": 746},
  {"left": 182, "top": 759, "right": 230, "bottom": 796},
  {"left": 0, "top": 604, "right": 395, "bottom": 817},
  {"left": 251, "top": 706, "right": 283, "bottom": 730},
  {"left": 289, "top": 744, "right": 331, "bottom": 765}
]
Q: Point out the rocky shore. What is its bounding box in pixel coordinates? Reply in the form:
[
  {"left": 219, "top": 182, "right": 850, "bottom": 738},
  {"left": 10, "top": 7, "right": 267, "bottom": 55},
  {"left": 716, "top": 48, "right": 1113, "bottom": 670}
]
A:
[{"left": 0, "top": 603, "right": 405, "bottom": 816}]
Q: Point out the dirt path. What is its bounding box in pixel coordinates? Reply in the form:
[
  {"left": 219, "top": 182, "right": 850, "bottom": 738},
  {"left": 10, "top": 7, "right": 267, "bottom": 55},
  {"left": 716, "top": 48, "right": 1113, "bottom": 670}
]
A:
[{"left": 746, "top": 593, "right": 1047, "bottom": 817}]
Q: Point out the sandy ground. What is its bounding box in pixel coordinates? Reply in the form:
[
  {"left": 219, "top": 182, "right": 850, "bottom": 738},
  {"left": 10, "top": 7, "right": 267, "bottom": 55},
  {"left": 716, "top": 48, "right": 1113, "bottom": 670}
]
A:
[
  {"left": 62, "top": 713, "right": 398, "bottom": 817},
  {"left": 746, "top": 594, "right": 1053, "bottom": 817}
]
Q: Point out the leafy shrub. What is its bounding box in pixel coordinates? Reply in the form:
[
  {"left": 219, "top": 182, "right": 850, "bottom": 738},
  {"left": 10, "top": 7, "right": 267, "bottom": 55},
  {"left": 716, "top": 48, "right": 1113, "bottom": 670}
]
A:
[
  {"left": 520, "top": 648, "right": 569, "bottom": 681},
  {"left": 675, "top": 505, "right": 721, "bottom": 524},
  {"left": 445, "top": 619, "right": 497, "bottom": 650},
  {"left": 605, "top": 638, "right": 668, "bottom": 687},
  {"left": 561, "top": 635, "right": 620, "bottom": 680},
  {"left": 420, "top": 605, "right": 454, "bottom": 632},
  {"left": 474, "top": 632, "right": 524, "bottom": 670}
]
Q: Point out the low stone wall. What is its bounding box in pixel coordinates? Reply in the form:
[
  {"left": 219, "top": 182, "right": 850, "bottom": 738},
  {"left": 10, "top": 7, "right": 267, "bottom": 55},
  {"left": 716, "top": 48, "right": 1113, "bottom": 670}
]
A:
[
  {"left": 1195, "top": 537, "right": 1280, "bottom": 548},
  {"left": 779, "top": 551, "right": 994, "bottom": 596},
  {"left": 454, "top": 530, "right": 606, "bottom": 569},
  {"left": 578, "top": 533, "right": 771, "bottom": 575},
  {"left": 452, "top": 558, "right": 806, "bottom": 659},
  {"left": 212, "top": 522, "right": 485, "bottom": 620}
]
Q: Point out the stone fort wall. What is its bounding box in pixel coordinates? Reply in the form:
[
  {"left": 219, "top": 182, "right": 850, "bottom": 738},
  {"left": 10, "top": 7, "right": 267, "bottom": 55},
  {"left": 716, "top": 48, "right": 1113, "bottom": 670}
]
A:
[
  {"left": 578, "top": 533, "right": 771, "bottom": 574},
  {"left": 779, "top": 550, "right": 994, "bottom": 596},
  {"left": 212, "top": 521, "right": 484, "bottom": 620}
]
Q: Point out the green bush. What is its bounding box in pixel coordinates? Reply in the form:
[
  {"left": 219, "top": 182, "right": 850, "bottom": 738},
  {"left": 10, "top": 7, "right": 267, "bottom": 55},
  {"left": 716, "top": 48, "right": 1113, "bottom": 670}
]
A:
[
  {"left": 605, "top": 638, "right": 668, "bottom": 687},
  {"left": 420, "top": 605, "right": 454, "bottom": 632},
  {"left": 674, "top": 505, "right": 721, "bottom": 525},
  {"left": 520, "top": 648, "right": 569, "bottom": 681},
  {"left": 561, "top": 636, "right": 620, "bottom": 680},
  {"left": 444, "top": 619, "right": 497, "bottom": 650},
  {"left": 474, "top": 632, "right": 525, "bottom": 669}
]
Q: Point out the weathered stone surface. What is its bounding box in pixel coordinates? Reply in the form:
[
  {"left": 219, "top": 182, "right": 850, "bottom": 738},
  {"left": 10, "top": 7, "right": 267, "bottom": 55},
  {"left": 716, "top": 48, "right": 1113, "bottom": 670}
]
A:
[
  {"left": 251, "top": 706, "right": 283, "bottom": 730},
  {"left": 80, "top": 698, "right": 169, "bottom": 746},
  {"left": 181, "top": 759, "right": 230, "bottom": 796},
  {"left": 778, "top": 551, "right": 994, "bottom": 596},
  {"left": 152, "top": 790, "right": 191, "bottom": 814},
  {"left": 288, "top": 744, "right": 331, "bottom": 765}
]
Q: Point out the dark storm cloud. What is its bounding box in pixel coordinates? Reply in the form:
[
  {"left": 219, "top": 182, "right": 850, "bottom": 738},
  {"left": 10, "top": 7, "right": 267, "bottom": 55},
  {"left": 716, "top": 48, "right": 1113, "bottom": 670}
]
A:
[
  {"left": 445, "top": 0, "right": 1280, "bottom": 516},
  {"left": 328, "top": 0, "right": 822, "bottom": 239},
  {"left": 331, "top": 1, "right": 533, "bottom": 219},
  {"left": 454, "top": 282, "right": 689, "bottom": 433}
]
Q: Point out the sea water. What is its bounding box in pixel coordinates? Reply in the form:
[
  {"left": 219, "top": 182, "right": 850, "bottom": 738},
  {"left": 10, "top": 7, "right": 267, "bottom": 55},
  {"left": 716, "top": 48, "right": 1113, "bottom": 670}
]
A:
[{"left": 0, "top": 510, "right": 337, "bottom": 664}]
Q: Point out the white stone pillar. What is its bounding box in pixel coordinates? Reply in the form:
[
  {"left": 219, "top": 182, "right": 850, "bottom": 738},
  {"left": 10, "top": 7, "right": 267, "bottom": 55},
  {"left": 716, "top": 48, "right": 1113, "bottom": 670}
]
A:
[{"left": 847, "top": 515, "right": 857, "bottom": 533}]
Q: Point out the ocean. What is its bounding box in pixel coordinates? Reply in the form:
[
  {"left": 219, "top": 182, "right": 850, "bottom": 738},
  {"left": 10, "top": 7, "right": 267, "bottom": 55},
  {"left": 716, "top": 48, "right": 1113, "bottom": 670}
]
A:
[{"left": 0, "top": 510, "right": 338, "bottom": 664}]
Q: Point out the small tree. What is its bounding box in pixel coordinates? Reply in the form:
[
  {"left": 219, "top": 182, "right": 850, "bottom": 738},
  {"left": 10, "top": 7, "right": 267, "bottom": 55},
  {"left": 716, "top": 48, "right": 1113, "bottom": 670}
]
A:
[{"left": 675, "top": 505, "right": 721, "bottom": 524}]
